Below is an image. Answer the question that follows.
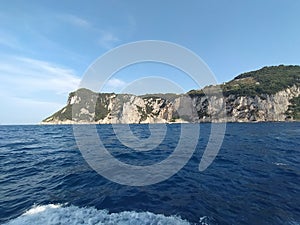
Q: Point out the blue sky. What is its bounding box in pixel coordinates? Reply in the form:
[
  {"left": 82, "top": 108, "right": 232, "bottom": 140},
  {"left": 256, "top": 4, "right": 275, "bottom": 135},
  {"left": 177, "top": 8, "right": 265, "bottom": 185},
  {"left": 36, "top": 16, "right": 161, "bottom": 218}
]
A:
[{"left": 1, "top": 0, "right": 300, "bottom": 124}]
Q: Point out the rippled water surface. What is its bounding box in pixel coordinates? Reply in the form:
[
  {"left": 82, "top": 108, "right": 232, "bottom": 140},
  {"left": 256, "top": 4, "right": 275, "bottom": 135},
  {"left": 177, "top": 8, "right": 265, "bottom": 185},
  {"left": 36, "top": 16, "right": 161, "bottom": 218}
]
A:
[{"left": 0, "top": 123, "right": 299, "bottom": 224}]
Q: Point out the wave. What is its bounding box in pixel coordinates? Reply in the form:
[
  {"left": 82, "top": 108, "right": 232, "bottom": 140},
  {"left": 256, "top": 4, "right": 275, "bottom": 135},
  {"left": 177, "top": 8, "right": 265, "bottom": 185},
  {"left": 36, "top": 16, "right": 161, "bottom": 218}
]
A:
[
  {"left": 3, "top": 204, "right": 197, "bottom": 225},
  {"left": 273, "top": 162, "right": 288, "bottom": 166}
]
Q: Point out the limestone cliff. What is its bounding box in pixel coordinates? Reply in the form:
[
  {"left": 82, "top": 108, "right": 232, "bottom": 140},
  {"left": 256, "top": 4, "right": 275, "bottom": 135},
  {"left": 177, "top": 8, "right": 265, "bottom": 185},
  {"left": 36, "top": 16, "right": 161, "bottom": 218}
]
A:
[{"left": 42, "top": 65, "right": 300, "bottom": 124}]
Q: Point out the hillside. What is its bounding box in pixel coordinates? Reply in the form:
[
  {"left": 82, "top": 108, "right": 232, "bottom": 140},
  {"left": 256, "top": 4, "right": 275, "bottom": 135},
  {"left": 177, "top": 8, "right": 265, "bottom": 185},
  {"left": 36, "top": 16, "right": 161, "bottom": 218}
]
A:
[{"left": 42, "top": 65, "right": 300, "bottom": 124}]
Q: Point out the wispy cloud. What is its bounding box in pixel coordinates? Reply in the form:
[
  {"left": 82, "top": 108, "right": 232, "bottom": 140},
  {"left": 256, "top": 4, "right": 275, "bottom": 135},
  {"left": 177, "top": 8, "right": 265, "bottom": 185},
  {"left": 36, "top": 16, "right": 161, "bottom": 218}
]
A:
[
  {"left": 0, "top": 55, "right": 81, "bottom": 123},
  {"left": 57, "top": 13, "right": 120, "bottom": 49},
  {"left": 126, "top": 15, "right": 137, "bottom": 36},
  {"left": 98, "top": 31, "right": 120, "bottom": 49},
  {"left": 0, "top": 29, "right": 23, "bottom": 50},
  {"left": 106, "top": 78, "right": 127, "bottom": 88},
  {"left": 101, "top": 78, "right": 127, "bottom": 93},
  {"left": 0, "top": 55, "right": 80, "bottom": 95},
  {"left": 0, "top": 22, "right": 89, "bottom": 66},
  {"left": 57, "top": 13, "right": 91, "bottom": 29}
]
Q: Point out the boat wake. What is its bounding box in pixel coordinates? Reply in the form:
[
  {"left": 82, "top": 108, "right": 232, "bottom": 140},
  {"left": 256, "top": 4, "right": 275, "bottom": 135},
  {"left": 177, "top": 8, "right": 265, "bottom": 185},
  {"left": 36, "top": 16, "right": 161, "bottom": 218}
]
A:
[{"left": 4, "top": 204, "right": 201, "bottom": 225}]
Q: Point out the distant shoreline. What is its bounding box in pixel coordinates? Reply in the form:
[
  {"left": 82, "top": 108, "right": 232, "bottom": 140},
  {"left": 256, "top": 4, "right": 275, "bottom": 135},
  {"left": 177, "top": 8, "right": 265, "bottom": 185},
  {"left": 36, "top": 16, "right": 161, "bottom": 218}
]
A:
[{"left": 38, "top": 120, "right": 300, "bottom": 125}]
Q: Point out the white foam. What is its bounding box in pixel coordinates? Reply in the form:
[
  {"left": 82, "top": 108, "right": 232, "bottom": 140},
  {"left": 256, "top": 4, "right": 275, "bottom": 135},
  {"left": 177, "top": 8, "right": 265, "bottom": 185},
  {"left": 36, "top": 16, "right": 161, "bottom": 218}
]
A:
[
  {"left": 23, "top": 204, "right": 61, "bottom": 215},
  {"left": 273, "top": 162, "right": 288, "bottom": 166},
  {"left": 4, "top": 204, "right": 191, "bottom": 225}
]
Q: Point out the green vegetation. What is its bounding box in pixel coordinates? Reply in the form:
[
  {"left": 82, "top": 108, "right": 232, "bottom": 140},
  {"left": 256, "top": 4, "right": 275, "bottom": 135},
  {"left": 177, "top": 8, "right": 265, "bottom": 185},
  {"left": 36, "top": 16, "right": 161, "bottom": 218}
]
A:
[
  {"left": 188, "top": 65, "right": 300, "bottom": 98},
  {"left": 94, "top": 94, "right": 110, "bottom": 121},
  {"left": 187, "top": 89, "right": 205, "bottom": 98},
  {"left": 141, "top": 93, "right": 180, "bottom": 102},
  {"left": 136, "top": 105, "right": 147, "bottom": 121},
  {"left": 286, "top": 96, "right": 300, "bottom": 120},
  {"left": 197, "top": 109, "right": 209, "bottom": 119},
  {"left": 42, "top": 105, "right": 73, "bottom": 122},
  {"left": 145, "top": 104, "right": 153, "bottom": 114},
  {"left": 222, "top": 65, "right": 300, "bottom": 96},
  {"left": 169, "top": 112, "right": 180, "bottom": 122}
]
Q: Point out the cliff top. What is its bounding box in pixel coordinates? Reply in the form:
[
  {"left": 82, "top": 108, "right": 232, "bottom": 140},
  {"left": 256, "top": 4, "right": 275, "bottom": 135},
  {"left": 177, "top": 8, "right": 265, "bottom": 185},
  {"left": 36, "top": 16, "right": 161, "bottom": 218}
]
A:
[{"left": 188, "top": 65, "right": 300, "bottom": 97}]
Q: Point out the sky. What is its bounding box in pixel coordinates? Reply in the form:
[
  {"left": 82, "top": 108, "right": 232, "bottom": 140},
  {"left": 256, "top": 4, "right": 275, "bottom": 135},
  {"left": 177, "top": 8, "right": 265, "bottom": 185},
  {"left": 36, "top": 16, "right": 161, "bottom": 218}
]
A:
[{"left": 1, "top": 0, "right": 300, "bottom": 124}]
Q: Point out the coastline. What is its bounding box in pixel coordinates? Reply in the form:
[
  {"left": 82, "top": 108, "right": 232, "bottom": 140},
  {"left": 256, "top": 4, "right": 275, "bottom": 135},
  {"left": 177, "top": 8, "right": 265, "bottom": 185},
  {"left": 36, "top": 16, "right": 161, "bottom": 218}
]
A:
[{"left": 39, "top": 119, "right": 300, "bottom": 125}]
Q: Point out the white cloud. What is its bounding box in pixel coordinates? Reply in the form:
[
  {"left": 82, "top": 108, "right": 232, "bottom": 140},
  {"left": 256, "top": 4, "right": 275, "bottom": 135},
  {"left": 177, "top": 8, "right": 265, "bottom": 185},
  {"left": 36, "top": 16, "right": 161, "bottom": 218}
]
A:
[
  {"left": 106, "top": 78, "right": 127, "bottom": 88},
  {"left": 0, "top": 56, "right": 80, "bottom": 95},
  {"left": 101, "top": 78, "right": 127, "bottom": 93},
  {"left": 0, "top": 55, "right": 81, "bottom": 124}
]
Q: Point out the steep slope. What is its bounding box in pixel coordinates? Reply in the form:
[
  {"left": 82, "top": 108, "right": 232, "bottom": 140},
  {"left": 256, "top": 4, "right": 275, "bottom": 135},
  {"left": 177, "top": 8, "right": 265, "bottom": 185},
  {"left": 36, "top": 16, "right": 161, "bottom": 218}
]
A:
[{"left": 42, "top": 65, "right": 300, "bottom": 124}]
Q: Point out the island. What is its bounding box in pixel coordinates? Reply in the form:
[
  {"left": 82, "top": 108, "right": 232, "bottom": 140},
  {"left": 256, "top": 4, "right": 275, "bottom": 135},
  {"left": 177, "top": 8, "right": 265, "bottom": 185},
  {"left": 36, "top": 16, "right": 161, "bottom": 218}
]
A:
[{"left": 42, "top": 65, "right": 300, "bottom": 124}]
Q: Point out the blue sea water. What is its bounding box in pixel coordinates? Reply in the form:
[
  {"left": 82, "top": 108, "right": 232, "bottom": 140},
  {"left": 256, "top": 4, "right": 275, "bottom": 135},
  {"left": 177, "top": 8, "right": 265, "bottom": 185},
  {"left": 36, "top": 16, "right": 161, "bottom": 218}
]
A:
[{"left": 0, "top": 123, "right": 299, "bottom": 225}]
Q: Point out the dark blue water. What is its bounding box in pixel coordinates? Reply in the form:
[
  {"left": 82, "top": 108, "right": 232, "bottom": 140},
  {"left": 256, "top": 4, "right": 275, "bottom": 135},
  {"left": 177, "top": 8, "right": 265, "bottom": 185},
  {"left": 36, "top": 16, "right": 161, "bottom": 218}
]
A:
[{"left": 0, "top": 123, "right": 299, "bottom": 224}]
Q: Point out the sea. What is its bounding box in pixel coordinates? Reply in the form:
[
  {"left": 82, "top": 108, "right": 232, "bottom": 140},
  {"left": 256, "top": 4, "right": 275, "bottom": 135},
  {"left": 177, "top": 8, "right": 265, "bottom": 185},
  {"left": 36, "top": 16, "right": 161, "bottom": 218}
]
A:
[{"left": 0, "top": 123, "right": 299, "bottom": 225}]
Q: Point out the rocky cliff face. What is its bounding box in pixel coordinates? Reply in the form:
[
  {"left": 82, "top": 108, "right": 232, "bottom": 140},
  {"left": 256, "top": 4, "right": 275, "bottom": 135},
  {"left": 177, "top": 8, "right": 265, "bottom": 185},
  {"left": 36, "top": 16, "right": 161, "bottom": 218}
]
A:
[
  {"left": 42, "top": 85, "right": 300, "bottom": 124},
  {"left": 42, "top": 65, "right": 300, "bottom": 124},
  {"left": 224, "top": 85, "right": 300, "bottom": 122}
]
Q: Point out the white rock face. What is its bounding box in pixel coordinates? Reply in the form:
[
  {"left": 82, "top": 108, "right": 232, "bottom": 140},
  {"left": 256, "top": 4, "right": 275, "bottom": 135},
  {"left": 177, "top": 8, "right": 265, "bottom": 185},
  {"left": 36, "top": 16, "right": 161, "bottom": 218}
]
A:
[
  {"left": 69, "top": 96, "right": 80, "bottom": 105},
  {"left": 223, "top": 85, "right": 300, "bottom": 122},
  {"left": 42, "top": 86, "right": 300, "bottom": 124}
]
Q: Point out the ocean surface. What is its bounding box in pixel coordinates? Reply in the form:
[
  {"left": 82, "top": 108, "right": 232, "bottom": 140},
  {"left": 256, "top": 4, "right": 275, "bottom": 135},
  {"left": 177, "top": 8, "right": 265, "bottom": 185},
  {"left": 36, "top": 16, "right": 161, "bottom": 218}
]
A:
[{"left": 0, "top": 123, "right": 299, "bottom": 225}]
